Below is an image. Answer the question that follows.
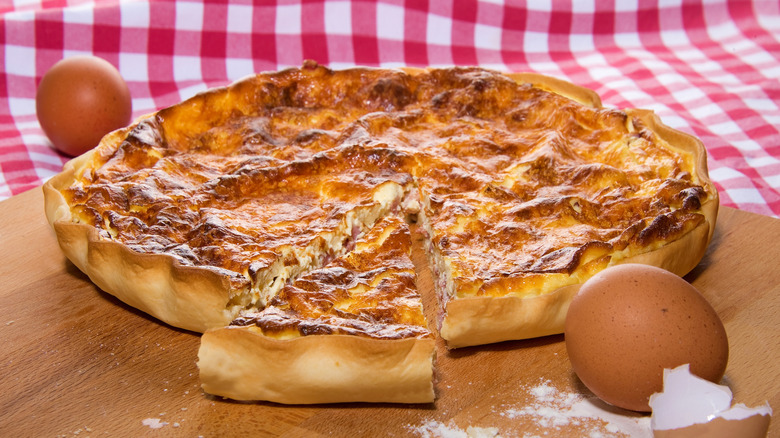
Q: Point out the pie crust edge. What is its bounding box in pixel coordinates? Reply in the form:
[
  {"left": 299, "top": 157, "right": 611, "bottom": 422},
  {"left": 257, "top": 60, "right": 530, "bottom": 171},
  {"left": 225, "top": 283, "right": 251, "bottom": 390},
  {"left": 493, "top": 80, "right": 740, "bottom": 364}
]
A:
[{"left": 198, "top": 330, "right": 436, "bottom": 404}]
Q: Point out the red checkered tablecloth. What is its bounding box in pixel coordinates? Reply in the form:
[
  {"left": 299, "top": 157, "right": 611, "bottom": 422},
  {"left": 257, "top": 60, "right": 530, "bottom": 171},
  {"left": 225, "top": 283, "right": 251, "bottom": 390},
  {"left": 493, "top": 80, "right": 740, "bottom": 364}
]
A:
[{"left": 2, "top": 0, "right": 779, "bottom": 217}]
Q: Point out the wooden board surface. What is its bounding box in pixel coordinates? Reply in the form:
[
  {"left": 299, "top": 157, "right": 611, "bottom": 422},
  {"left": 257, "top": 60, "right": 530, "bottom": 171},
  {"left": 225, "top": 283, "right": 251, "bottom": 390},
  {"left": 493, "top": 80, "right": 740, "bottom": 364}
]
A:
[{"left": 0, "top": 187, "right": 778, "bottom": 437}]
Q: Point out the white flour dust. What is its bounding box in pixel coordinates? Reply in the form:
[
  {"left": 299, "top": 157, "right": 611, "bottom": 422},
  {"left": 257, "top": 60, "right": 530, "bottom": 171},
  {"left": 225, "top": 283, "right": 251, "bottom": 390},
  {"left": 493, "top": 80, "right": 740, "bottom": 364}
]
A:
[
  {"left": 409, "top": 380, "right": 651, "bottom": 438},
  {"left": 501, "top": 380, "right": 651, "bottom": 438},
  {"left": 141, "top": 418, "right": 168, "bottom": 429},
  {"left": 410, "top": 420, "right": 500, "bottom": 438}
]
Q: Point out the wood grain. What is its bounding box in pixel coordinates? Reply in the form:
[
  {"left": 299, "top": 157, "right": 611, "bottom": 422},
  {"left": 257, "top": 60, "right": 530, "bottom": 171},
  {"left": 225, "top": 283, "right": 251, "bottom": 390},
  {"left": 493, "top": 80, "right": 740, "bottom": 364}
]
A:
[{"left": 0, "top": 187, "right": 777, "bottom": 437}]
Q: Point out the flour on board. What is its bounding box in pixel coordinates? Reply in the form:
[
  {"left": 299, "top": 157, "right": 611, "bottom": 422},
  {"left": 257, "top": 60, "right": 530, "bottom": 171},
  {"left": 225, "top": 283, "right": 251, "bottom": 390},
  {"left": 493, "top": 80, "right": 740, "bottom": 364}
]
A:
[
  {"left": 408, "top": 380, "right": 651, "bottom": 437},
  {"left": 409, "top": 420, "right": 500, "bottom": 438},
  {"left": 501, "top": 380, "right": 651, "bottom": 438}
]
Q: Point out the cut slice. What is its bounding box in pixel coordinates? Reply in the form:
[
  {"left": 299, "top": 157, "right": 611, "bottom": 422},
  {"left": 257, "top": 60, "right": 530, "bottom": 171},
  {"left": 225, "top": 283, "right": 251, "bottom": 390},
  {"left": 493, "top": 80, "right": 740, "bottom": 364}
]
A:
[{"left": 198, "top": 215, "right": 436, "bottom": 403}]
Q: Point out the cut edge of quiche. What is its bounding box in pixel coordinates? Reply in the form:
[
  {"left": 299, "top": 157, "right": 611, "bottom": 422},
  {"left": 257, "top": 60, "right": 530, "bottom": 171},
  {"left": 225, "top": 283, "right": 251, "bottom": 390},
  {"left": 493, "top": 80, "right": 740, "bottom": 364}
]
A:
[{"left": 198, "top": 215, "right": 436, "bottom": 404}]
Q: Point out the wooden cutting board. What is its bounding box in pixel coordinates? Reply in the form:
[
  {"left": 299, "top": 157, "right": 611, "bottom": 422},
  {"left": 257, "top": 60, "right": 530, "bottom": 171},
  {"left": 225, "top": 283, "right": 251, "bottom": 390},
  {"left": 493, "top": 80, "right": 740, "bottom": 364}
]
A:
[{"left": 1, "top": 187, "right": 778, "bottom": 437}]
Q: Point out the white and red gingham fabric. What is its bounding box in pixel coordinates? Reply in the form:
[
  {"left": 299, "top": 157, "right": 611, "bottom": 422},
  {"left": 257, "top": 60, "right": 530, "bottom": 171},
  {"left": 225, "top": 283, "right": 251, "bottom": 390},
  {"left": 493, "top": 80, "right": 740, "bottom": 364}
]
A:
[{"left": 2, "top": 0, "right": 779, "bottom": 217}]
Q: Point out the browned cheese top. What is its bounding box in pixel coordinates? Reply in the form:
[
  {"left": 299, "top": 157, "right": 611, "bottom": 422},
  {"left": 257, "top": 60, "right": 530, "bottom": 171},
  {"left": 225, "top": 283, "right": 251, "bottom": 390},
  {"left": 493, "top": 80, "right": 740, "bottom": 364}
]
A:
[
  {"left": 60, "top": 62, "right": 710, "bottom": 328},
  {"left": 232, "top": 216, "right": 431, "bottom": 340}
]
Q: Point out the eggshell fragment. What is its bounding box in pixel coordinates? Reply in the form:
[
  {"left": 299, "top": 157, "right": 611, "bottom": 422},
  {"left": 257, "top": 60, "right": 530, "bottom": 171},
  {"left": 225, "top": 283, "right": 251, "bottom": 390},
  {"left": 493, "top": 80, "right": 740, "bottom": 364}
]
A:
[
  {"left": 36, "top": 56, "right": 132, "bottom": 156},
  {"left": 564, "top": 264, "right": 729, "bottom": 412},
  {"left": 650, "top": 364, "right": 772, "bottom": 438}
]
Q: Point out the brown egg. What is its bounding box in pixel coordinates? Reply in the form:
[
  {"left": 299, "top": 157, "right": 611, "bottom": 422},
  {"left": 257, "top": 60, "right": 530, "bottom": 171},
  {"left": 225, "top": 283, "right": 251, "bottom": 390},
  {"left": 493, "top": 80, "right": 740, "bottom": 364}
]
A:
[
  {"left": 36, "top": 56, "right": 132, "bottom": 156},
  {"left": 564, "top": 263, "right": 729, "bottom": 412}
]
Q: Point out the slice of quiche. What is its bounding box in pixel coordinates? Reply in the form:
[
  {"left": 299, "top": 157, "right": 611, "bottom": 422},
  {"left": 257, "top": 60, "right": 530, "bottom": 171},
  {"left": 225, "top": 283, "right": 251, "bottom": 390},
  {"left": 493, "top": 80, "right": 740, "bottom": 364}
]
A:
[{"left": 198, "top": 215, "right": 435, "bottom": 404}]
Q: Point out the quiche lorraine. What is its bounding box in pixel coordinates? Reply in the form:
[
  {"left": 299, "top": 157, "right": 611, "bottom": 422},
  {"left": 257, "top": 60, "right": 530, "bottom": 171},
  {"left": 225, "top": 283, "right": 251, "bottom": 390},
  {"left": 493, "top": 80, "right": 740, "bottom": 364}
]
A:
[{"left": 43, "top": 61, "right": 718, "bottom": 403}]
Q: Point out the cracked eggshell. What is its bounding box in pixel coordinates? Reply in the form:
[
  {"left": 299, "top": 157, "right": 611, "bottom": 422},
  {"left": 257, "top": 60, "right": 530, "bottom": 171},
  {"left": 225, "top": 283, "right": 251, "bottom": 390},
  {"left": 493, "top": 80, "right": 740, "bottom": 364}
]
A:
[{"left": 650, "top": 364, "right": 772, "bottom": 438}]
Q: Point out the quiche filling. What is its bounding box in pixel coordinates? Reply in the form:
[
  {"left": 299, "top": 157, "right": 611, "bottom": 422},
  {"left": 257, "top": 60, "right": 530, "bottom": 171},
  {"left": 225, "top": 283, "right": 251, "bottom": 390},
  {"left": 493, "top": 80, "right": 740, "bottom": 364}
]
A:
[
  {"left": 233, "top": 215, "right": 431, "bottom": 341},
  {"left": 54, "top": 62, "right": 712, "bottom": 342}
]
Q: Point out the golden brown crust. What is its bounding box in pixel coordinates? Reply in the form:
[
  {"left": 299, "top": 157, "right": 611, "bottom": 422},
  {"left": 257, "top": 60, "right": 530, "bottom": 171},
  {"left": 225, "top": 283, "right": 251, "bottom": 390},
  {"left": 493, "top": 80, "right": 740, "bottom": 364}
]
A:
[
  {"left": 44, "top": 136, "right": 243, "bottom": 332},
  {"left": 630, "top": 108, "right": 719, "bottom": 243},
  {"left": 198, "top": 328, "right": 436, "bottom": 404},
  {"left": 439, "top": 219, "right": 713, "bottom": 348},
  {"left": 503, "top": 72, "right": 603, "bottom": 107}
]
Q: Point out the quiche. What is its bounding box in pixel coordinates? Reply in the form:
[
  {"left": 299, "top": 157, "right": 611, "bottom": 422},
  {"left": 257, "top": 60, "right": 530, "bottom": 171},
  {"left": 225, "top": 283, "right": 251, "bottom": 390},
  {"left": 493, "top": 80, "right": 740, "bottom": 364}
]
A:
[{"left": 43, "top": 62, "right": 718, "bottom": 403}]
